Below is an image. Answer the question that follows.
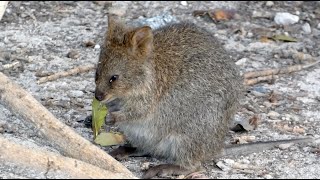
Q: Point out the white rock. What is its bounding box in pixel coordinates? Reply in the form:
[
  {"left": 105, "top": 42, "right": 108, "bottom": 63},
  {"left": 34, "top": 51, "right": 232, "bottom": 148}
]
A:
[
  {"left": 235, "top": 58, "right": 247, "bottom": 66},
  {"left": 264, "top": 174, "right": 273, "bottom": 179},
  {"left": 278, "top": 143, "right": 294, "bottom": 150},
  {"left": 108, "top": 1, "right": 128, "bottom": 16},
  {"left": 224, "top": 159, "right": 235, "bottom": 165},
  {"left": 180, "top": 1, "right": 187, "bottom": 6},
  {"left": 69, "top": 90, "right": 84, "bottom": 98},
  {"left": 216, "top": 161, "right": 230, "bottom": 171},
  {"left": 274, "top": 12, "right": 299, "bottom": 25},
  {"left": 302, "top": 23, "right": 311, "bottom": 34},
  {"left": 94, "top": 44, "right": 100, "bottom": 49},
  {"left": 265, "top": 1, "right": 274, "bottom": 7},
  {"left": 317, "top": 23, "right": 320, "bottom": 29},
  {"left": 241, "top": 159, "right": 250, "bottom": 164},
  {"left": 267, "top": 111, "right": 280, "bottom": 119}
]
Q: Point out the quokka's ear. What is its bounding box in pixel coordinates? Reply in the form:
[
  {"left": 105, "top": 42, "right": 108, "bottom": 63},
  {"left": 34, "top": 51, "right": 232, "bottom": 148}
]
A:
[
  {"left": 126, "top": 26, "right": 153, "bottom": 57},
  {"left": 106, "top": 14, "right": 127, "bottom": 45}
]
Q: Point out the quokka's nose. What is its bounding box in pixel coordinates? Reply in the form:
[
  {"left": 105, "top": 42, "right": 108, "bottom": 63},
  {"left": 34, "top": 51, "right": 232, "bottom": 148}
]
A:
[{"left": 95, "top": 90, "right": 105, "bottom": 101}]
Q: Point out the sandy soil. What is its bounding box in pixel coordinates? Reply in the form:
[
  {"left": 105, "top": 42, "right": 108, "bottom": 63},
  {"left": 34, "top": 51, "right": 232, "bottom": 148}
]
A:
[{"left": 0, "top": 1, "right": 319, "bottom": 179}]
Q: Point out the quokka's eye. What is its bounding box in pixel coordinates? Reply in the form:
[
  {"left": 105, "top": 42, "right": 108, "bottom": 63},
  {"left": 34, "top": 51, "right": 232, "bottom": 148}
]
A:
[{"left": 109, "top": 75, "right": 119, "bottom": 83}]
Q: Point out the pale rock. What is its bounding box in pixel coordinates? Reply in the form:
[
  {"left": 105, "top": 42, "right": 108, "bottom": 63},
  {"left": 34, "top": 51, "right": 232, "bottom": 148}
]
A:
[
  {"left": 108, "top": 1, "right": 128, "bottom": 16},
  {"left": 180, "top": 1, "right": 187, "bottom": 6},
  {"left": 235, "top": 58, "right": 247, "bottom": 66},
  {"left": 302, "top": 23, "right": 312, "bottom": 34},
  {"left": 247, "top": 32, "right": 253, "bottom": 38},
  {"left": 265, "top": 1, "right": 274, "bottom": 7},
  {"left": 241, "top": 159, "right": 250, "bottom": 164},
  {"left": 216, "top": 161, "right": 230, "bottom": 171},
  {"left": 94, "top": 44, "right": 100, "bottom": 49},
  {"left": 69, "top": 90, "right": 84, "bottom": 98},
  {"left": 278, "top": 143, "right": 294, "bottom": 150},
  {"left": 274, "top": 12, "right": 299, "bottom": 25},
  {"left": 267, "top": 111, "right": 280, "bottom": 119},
  {"left": 224, "top": 159, "right": 235, "bottom": 166},
  {"left": 264, "top": 174, "right": 273, "bottom": 179}
]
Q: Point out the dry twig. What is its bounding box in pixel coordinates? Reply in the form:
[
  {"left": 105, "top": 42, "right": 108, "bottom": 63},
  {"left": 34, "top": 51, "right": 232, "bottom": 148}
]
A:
[
  {"left": 0, "top": 72, "right": 136, "bottom": 179},
  {"left": 37, "top": 64, "right": 95, "bottom": 84},
  {"left": 2, "top": 61, "right": 21, "bottom": 69},
  {"left": 0, "top": 136, "right": 135, "bottom": 179},
  {"left": 244, "top": 75, "right": 279, "bottom": 86},
  {"left": 0, "top": 1, "right": 8, "bottom": 21},
  {"left": 244, "top": 60, "right": 320, "bottom": 86},
  {"left": 244, "top": 60, "right": 320, "bottom": 79}
]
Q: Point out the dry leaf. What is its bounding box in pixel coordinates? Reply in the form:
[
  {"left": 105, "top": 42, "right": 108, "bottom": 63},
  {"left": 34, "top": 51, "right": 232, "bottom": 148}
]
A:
[
  {"left": 260, "top": 36, "right": 272, "bottom": 43},
  {"left": 271, "top": 35, "right": 297, "bottom": 42},
  {"left": 292, "top": 126, "right": 305, "bottom": 134},
  {"left": 208, "top": 9, "right": 236, "bottom": 21},
  {"left": 248, "top": 115, "right": 259, "bottom": 130},
  {"left": 94, "top": 132, "right": 126, "bottom": 146},
  {"left": 268, "top": 90, "right": 278, "bottom": 103}
]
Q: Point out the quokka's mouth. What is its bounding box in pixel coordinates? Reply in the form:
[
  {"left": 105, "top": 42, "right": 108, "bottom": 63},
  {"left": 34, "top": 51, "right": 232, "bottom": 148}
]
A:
[{"left": 100, "top": 94, "right": 115, "bottom": 104}]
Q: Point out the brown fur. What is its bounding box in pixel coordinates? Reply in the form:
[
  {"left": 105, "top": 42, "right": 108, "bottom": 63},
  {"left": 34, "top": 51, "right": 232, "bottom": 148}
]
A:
[{"left": 95, "top": 16, "right": 243, "bottom": 169}]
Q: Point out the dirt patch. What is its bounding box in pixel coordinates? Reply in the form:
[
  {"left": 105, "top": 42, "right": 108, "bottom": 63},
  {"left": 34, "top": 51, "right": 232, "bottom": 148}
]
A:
[{"left": 0, "top": 1, "right": 319, "bottom": 179}]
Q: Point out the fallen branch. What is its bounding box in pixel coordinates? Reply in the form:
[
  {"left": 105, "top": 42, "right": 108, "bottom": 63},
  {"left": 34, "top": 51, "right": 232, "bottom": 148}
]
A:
[
  {"left": 37, "top": 64, "right": 95, "bottom": 84},
  {"left": 0, "top": 136, "right": 134, "bottom": 179},
  {"left": 0, "top": 72, "right": 136, "bottom": 179},
  {"left": 244, "top": 75, "right": 279, "bottom": 86},
  {"left": 0, "top": 1, "right": 8, "bottom": 21},
  {"left": 244, "top": 60, "right": 320, "bottom": 79},
  {"left": 2, "top": 61, "right": 21, "bottom": 69}
]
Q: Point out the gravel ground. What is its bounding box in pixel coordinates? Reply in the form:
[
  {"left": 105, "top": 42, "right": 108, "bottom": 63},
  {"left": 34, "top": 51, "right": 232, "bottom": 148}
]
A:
[{"left": 0, "top": 1, "right": 320, "bottom": 179}]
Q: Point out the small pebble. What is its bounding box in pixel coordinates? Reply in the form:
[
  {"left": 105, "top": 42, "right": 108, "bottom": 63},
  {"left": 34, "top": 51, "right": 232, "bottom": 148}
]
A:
[
  {"left": 317, "top": 23, "right": 320, "bottom": 29},
  {"left": 69, "top": 90, "right": 84, "bottom": 98},
  {"left": 241, "top": 159, "right": 250, "bottom": 164},
  {"left": 180, "top": 1, "right": 187, "bottom": 6},
  {"left": 302, "top": 23, "right": 312, "bottom": 34},
  {"left": 224, "top": 159, "right": 235, "bottom": 165},
  {"left": 267, "top": 111, "right": 280, "bottom": 119},
  {"left": 67, "top": 50, "right": 80, "bottom": 59},
  {"left": 216, "top": 161, "right": 230, "bottom": 171},
  {"left": 265, "top": 1, "right": 274, "bottom": 7},
  {"left": 263, "top": 101, "right": 272, "bottom": 108},
  {"left": 264, "top": 174, "right": 273, "bottom": 179},
  {"left": 94, "top": 44, "right": 101, "bottom": 49},
  {"left": 140, "top": 162, "right": 150, "bottom": 171},
  {"left": 108, "top": 2, "right": 128, "bottom": 16},
  {"left": 247, "top": 32, "right": 253, "bottom": 38},
  {"left": 278, "top": 143, "right": 294, "bottom": 150},
  {"left": 274, "top": 12, "right": 299, "bottom": 25},
  {"left": 235, "top": 58, "right": 247, "bottom": 66}
]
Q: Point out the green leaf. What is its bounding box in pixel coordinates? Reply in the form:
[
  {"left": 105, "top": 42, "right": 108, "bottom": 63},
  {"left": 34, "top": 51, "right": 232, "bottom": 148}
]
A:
[
  {"left": 271, "top": 35, "right": 297, "bottom": 42},
  {"left": 94, "top": 132, "right": 125, "bottom": 146},
  {"left": 92, "top": 97, "right": 108, "bottom": 139}
]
